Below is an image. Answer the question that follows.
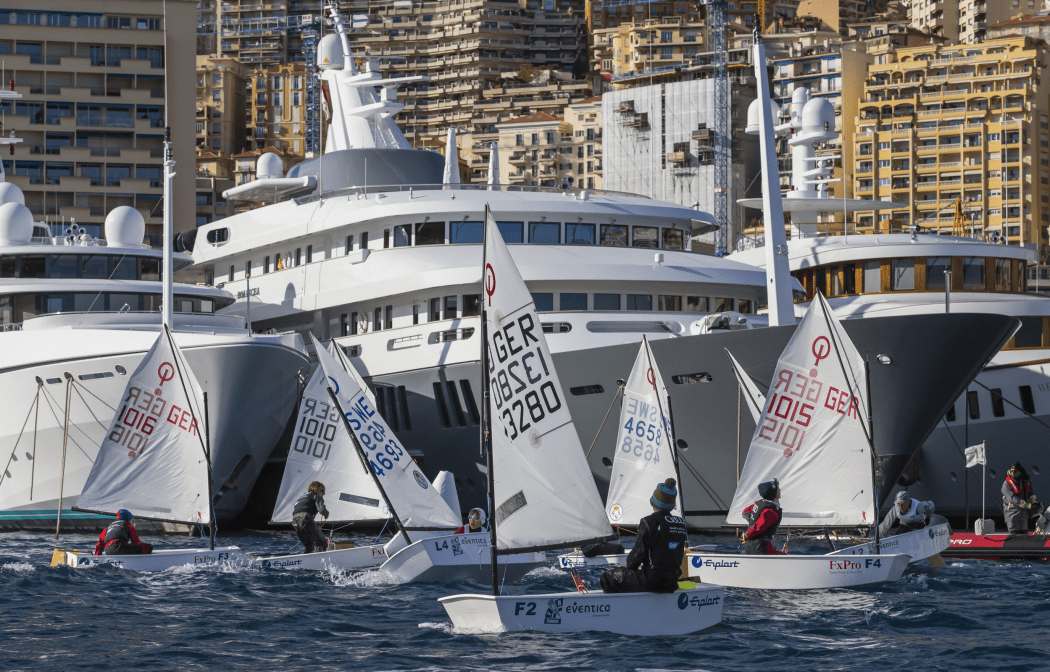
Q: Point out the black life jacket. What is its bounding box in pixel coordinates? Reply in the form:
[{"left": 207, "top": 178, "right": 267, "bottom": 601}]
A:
[
  {"left": 745, "top": 499, "right": 782, "bottom": 539},
  {"left": 293, "top": 492, "right": 322, "bottom": 517},
  {"left": 638, "top": 511, "right": 688, "bottom": 574},
  {"left": 103, "top": 519, "right": 131, "bottom": 547}
]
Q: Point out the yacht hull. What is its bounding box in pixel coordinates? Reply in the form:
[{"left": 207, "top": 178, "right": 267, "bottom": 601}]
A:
[
  {"left": 353, "top": 313, "right": 1014, "bottom": 528},
  {"left": 0, "top": 331, "right": 308, "bottom": 530}
]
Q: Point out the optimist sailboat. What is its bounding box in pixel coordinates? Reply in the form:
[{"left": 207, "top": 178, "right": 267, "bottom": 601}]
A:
[
  {"left": 687, "top": 293, "right": 912, "bottom": 589},
  {"left": 727, "top": 348, "right": 951, "bottom": 564},
  {"left": 51, "top": 326, "right": 244, "bottom": 571},
  {"left": 439, "top": 209, "right": 724, "bottom": 635},
  {"left": 253, "top": 340, "right": 391, "bottom": 570}
]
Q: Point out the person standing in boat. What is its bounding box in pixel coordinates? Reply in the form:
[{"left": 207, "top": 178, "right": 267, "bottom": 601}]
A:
[
  {"left": 93, "top": 509, "right": 153, "bottom": 556},
  {"left": 741, "top": 480, "right": 785, "bottom": 555},
  {"left": 599, "top": 478, "right": 688, "bottom": 593},
  {"left": 878, "top": 491, "right": 935, "bottom": 538},
  {"left": 292, "top": 481, "right": 330, "bottom": 553},
  {"left": 454, "top": 508, "right": 487, "bottom": 534},
  {"left": 1003, "top": 463, "right": 1039, "bottom": 534}
]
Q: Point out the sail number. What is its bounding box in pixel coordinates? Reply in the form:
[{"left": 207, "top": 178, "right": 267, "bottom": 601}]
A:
[
  {"left": 618, "top": 396, "right": 670, "bottom": 465},
  {"left": 488, "top": 313, "right": 563, "bottom": 440},
  {"left": 344, "top": 395, "right": 404, "bottom": 477},
  {"left": 108, "top": 385, "right": 199, "bottom": 459},
  {"left": 293, "top": 397, "right": 341, "bottom": 461}
]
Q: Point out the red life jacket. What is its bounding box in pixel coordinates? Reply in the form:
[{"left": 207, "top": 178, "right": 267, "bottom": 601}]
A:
[{"left": 1006, "top": 476, "right": 1031, "bottom": 499}]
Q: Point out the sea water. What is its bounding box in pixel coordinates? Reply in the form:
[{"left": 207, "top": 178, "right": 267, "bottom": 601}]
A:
[{"left": 1, "top": 530, "right": 1047, "bottom": 671}]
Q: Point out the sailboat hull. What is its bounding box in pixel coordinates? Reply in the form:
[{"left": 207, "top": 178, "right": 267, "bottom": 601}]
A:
[
  {"left": 686, "top": 551, "right": 911, "bottom": 589},
  {"left": 829, "top": 517, "right": 951, "bottom": 563},
  {"left": 380, "top": 532, "right": 546, "bottom": 584},
  {"left": 252, "top": 544, "right": 387, "bottom": 570},
  {"left": 50, "top": 546, "right": 246, "bottom": 572},
  {"left": 439, "top": 585, "right": 725, "bottom": 635}
]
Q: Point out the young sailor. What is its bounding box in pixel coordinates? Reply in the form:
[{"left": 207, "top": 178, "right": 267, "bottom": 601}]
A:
[
  {"left": 599, "top": 478, "right": 687, "bottom": 594},
  {"left": 1003, "top": 463, "right": 1038, "bottom": 534},
  {"left": 454, "top": 508, "right": 487, "bottom": 534},
  {"left": 93, "top": 509, "right": 153, "bottom": 556},
  {"left": 878, "top": 491, "right": 935, "bottom": 538},
  {"left": 292, "top": 481, "right": 330, "bottom": 553},
  {"left": 741, "top": 480, "right": 785, "bottom": 555}
]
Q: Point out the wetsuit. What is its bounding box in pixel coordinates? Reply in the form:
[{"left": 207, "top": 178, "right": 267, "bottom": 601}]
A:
[
  {"left": 742, "top": 499, "right": 784, "bottom": 555},
  {"left": 878, "top": 498, "right": 935, "bottom": 538},
  {"left": 1003, "top": 475, "right": 1034, "bottom": 534},
  {"left": 93, "top": 520, "right": 152, "bottom": 555},
  {"left": 600, "top": 511, "right": 687, "bottom": 593},
  {"left": 292, "top": 492, "right": 330, "bottom": 553}
]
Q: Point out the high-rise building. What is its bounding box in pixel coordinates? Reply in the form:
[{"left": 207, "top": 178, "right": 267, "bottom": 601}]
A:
[
  {"left": 0, "top": 0, "right": 196, "bottom": 240},
  {"left": 908, "top": 0, "right": 1042, "bottom": 44}
]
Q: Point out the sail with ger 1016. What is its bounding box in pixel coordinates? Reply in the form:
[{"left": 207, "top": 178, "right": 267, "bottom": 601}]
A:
[
  {"left": 313, "top": 334, "right": 460, "bottom": 534},
  {"left": 270, "top": 341, "right": 389, "bottom": 524},
  {"left": 725, "top": 292, "right": 874, "bottom": 528},
  {"left": 605, "top": 336, "right": 680, "bottom": 525},
  {"left": 482, "top": 207, "right": 613, "bottom": 552},
  {"left": 74, "top": 326, "right": 213, "bottom": 525}
]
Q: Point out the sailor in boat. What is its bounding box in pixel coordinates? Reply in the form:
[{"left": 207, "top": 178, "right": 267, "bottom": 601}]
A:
[
  {"left": 93, "top": 509, "right": 153, "bottom": 556},
  {"left": 292, "top": 481, "right": 331, "bottom": 553},
  {"left": 599, "top": 478, "right": 687, "bottom": 594},
  {"left": 1003, "top": 463, "right": 1041, "bottom": 535},
  {"left": 877, "top": 491, "right": 935, "bottom": 538},
  {"left": 741, "top": 480, "right": 786, "bottom": 555},
  {"left": 453, "top": 508, "right": 487, "bottom": 535}
]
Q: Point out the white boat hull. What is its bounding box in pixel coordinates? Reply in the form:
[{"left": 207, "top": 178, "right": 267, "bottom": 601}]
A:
[
  {"left": 686, "top": 552, "right": 911, "bottom": 589},
  {"left": 51, "top": 546, "right": 245, "bottom": 572},
  {"left": 380, "top": 532, "right": 545, "bottom": 584},
  {"left": 830, "top": 519, "right": 951, "bottom": 563},
  {"left": 253, "top": 545, "right": 387, "bottom": 571},
  {"left": 556, "top": 552, "right": 628, "bottom": 569},
  {"left": 439, "top": 585, "right": 725, "bottom": 635}
]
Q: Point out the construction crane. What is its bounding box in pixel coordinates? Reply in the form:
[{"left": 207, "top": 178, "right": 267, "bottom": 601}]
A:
[{"left": 702, "top": 0, "right": 729, "bottom": 255}]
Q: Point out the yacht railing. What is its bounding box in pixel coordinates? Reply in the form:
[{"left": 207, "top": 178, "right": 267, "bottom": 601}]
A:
[
  {"left": 734, "top": 225, "right": 995, "bottom": 251},
  {"left": 21, "top": 236, "right": 152, "bottom": 249},
  {"left": 294, "top": 182, "right": 654, "bottom": 205},
  {"left": 0, "top": 323, "right": 23, "bottom": 332}
]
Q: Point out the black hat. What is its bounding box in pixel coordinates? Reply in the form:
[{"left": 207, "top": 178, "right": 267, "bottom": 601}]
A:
[{"left": 758, "top": 479, "right": 779, "bottom": 500}]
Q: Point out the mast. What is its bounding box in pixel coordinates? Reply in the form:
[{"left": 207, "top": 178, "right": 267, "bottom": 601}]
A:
[
  {"left": 204, "top": 391, "right": 215, "bottom": 550},
  {"left": 481, "top": 204, "right": 499, "bottom": 597},
  {"left": 864, "top": 360, "right": 880, "bottom": 553},
  {"left": 327, "top": 388, "right": 412, "bottom": 546}
]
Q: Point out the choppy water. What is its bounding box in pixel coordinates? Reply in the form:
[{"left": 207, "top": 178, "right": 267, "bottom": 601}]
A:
[{"left": 1, "top": 530, "right": 1047, "bottom": 671}]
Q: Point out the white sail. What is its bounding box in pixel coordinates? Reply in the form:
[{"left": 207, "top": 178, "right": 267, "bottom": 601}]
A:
[
  {"left": 483, "top": 207, "right": 613, "bottom": 551},
  {"left": 726, "top": 293, "right": 874, "bottom": 528},
  {"left": 726, "top": 349, "right": 766, "bottom": 424},
  {"left": 312, "top": 335, "right": 460, "bottom": 532},
  {"left": 332, "top": 341, "right": 376, "bottom": 407},
  {"left": 270, "top": 358, "right": 389, "bottom": 524},
  {"left": 75, "top": 327, "right": 212, "bottom": 525},
  {"left": 605, "top": 337, "right": 680, "bottom": 524}
]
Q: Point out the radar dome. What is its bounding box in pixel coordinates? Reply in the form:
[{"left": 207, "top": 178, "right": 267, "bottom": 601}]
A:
[
  {"left": 746, "top": 99, "right": 781, "bottom": 135},
  {"left": 800, "top": 97, "right": 836, "bottom": 137},
  {"left": 0, "top": 182, "right": 25, "bottom": 207},
  {"left": 104, "top": 206, "right": 146, "bottom": 247},
  {"left": 318, "top": 34, "right": 344, "bottom": 70},
  {"left": 0, "top": 202, "right": 35, "bottom": 245},
  {"left": 256, "top": 152, "right": 284, "bottom": 180}
]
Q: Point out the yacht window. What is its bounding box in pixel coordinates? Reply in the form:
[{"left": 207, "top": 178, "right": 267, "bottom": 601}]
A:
[
  {"left": 201, "top": 300, "right": 214, "bottom": 314},
  {"left": 374, "top": 307, "right": 383, "bottom": 331},
  {"left": 264, "top": 256, "right": 270, "bottom": 274},
  {"left": 891, "top": 259, "right": 914, "bottom": 291},
  {"left": 179, "top": 300, "right": 193, "bottom": 313},
  {"left": 566, "top": 223, "right": 595, "bottom": 245},
  {"left": 141, "top": 258, "right": 160, "bottom": 281},
  {"left": 394, "top": 225, "right": 411, "bottom": 247},
  {"left": 830, "top": 266, "right": 840, "bottom": 296},
  {"left": 450, "top": 221, "right": 483, "bottom": 244},
  {"left": 19, "top": 255, "right": 46, "bottom": 279},
  {"left": 229, "top": 265, "right": 234, "bottom": 282},
  {"left": 686, "top": 296, "right": 708, "bottom": 313},
  {"left": 990, "top": 388, "right": 1005, "bottom": 418},
  {"left": 384, "top": 229, "right": 390, "bottom": 248},
  {"left": 995, "top": 259, "right": 1010, "bottom": 292},
  {"left": 361, "top": 232, "right": 369, "bottom": 250},
  {"left": 444, "top": 296, "right": 457, "bottom": 320},
  {"left": 925, "top": 257, "right": 950, "bottom": 291},
  {"left": 739, "top": 299, "right": 753, "bottom": 314},
  {"left": 345, "top": 235, "right": 354, "bottom": 254},
  {"left": 429, "top": 298, "right": 441, "bottom": 322},
  {"left": 532, "top": 293, "right": 554, "bottom": 311},
  {"left": 412, "top": 305, "right": 419, "bottom": 325},
  {"left": 560, "top": 293, "right": 587, "bottom": 311},
  {"left": 306, "top": 245, "right": 313, "bottom": 263},
  {"left": 50, "top": 255, "right": 78, "bottom": 279},
  {"left": 1020, "top": 385, "right": 1036, "bottom": 414},
  {"left": 945, "top": 403, "right": 956, "bottom": 422},
  {"left": 600, "top": 224, "right": 627, "bottom": 246},
  {"left": 110, "top": 293, "right": 140, "bottom": 312},
  {"left": 144, "top": 295, "right": 161, "bottom": 312},
  {"left": 415, "top": 222, "right": 444, "bottom": 245},
  {"left": 0, "top": 257, "right": 14, "bottom": 278},
  {"left": 1014, "top": 316, "right": 1044, "bottom": 348},
  {"left": 350, "top": 311, "right": 358, "bottom": 335},
  {"left": 713, "top": 297, "right": 733, "bottom": 312},
  {"left": 627, "top": 294, "right": 652, "bottom": 311},
  {"left": 462, "top": 294, "right": 481, "bottom": 317},
  {"left": 328, "top": 316, "right": 340, "bottom": 339},
  {"left": 528, "top": 221, "right": 560, "bottom": 244},
  {"left": 632, "top": 226, "right": 658, "bottom": 248},
  {"left": 295, "top": 248, "right": 301, "bottom": 266},
  {"left": 75, "top": 293, "right": 101, "bottom": 312},
  {"left": 111, "top": 256, "right": 136, "bottom": 281},
  {"left": 244, "top": 261, "right": 251, "bottom": 278},
  {"left": 662, "top": 228, "right": 684, "bottom": 250},
  {"left": 497, "top": 221, "right": 524, "bottom": 243},
  {"left": 658, "top": 295, "right": 681, "bottom": 311},
  {"left": 962, "top": 257, "right": 985, "bottom": 290},
  {"left": 594, "top": 293, "right": 621, "bottom": 311},
  {"left": 863, "top": 261, "right": 881, "bottom": 293},
  {"left": 815, "top": 270, "right": 827, "bottom": 297},
  {"left": 842, "top": 264, "right": 856, "bottom": 295},
  {"left": 967, "top": 390, "right": 980, "bottom": 419},
  {"left": 385, "top": 305, "right": 393, "bottom": 330}
]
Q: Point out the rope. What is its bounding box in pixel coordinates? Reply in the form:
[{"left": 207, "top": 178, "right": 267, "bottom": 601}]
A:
[
  {"left": 735, "top": 383, "right": 741, "bottom": 483},
  {"left": 372, "top": 517, "right": 391, "bottom": 545},
  {"left": 936, "top": 416, "right": 1002, "bottom": 512},
  {"left": 677, "top": 452, "right": 728, "bottom": 510},
  {"left": 0, "top": 384, "right": 41, "bottom": 490},
  {"left": 969, "top": 378, "right": 1050, "bottom": 434},
  {"left": 585, "top": 381, "right": 625, "bottom": 458}
]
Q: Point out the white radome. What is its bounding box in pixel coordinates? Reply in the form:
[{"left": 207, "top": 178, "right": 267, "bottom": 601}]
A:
[
  {"left": 103, "top": 206, "right": 146, "bottom": 247},
  {"left": 0, "top": 182, "right": 26, "bottom": 207},
  {"left": 0, "top": 201, "right": 35, "bottom": 245},
  {"left": 257, "top": 153, "right": 284, "bottom": 180},
  {"left": 801, "top": 97, "right": 836, "bottom": 134}
]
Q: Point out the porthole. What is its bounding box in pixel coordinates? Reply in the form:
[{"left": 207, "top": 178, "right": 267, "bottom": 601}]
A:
[
  {"left": 601, "top": 457, "right": 612, "bottom": 467},
  {"left": 949, "top": 471, "right": 958, "bottom": 482},
  {"left": 115, "top": 365, "right": 127, "bottom": 375},
  {"left": 672, "top": 373, "right": 712, "bottom": 385},
  {"left": 570, "top": 385, "right": 604, "bottom": 396},
  {"left": 1034, "top": 465, "right": 1041, "bottom": 476},
  {"left": 677, "top": 439, "right": 688, "bottom": 451},
  {"left": 989, "top": 469, "right": 997, "bottom": 478}
]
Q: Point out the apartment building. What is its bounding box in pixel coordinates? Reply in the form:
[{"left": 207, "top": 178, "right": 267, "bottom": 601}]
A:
[
  {"left": 988, "top": 13, "right": 1050, "bottom": 42},
  {"left": 196, "top": 0, "right": 323, "bottom": 67},
  {"left": 195, "top": 153, "right": 235, "bottom": 227},
  {"left": 909, "top": 0, "right": 1041, "bottom": 44},
  {"left": 603, "top": 17, "right": 705, "bottom": 81},
  {"left": 197, "top": 55, "right": 247, "bottom": 158},
  {"left": 854, "top": 36, "right": 1050, "bottom": 248},
  {"left": 244, "top": 63, "right": 309, "bottom": 155},
  {"left": 0, "top": 0, "right": 196, "bottom": 241}
]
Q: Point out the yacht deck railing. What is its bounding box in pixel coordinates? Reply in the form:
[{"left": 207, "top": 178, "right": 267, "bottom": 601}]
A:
[{"left": 294, "top": 182, "right": 657, "bottom": 205}]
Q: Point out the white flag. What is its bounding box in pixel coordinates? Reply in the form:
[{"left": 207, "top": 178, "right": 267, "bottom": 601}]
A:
[{"left": 965, "top": 442, "right": 986, "bottom": 469}]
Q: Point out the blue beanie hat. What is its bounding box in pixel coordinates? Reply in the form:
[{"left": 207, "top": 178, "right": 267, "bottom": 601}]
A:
[
  {"left": 117, "top": 509, "right": 133, "bottom": 521},
  {"left": 651, "top": 478, "right": 677, "bottom": 510},
  {"left": 758, "top": 480, "right": 779, "bottom": 501}
]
